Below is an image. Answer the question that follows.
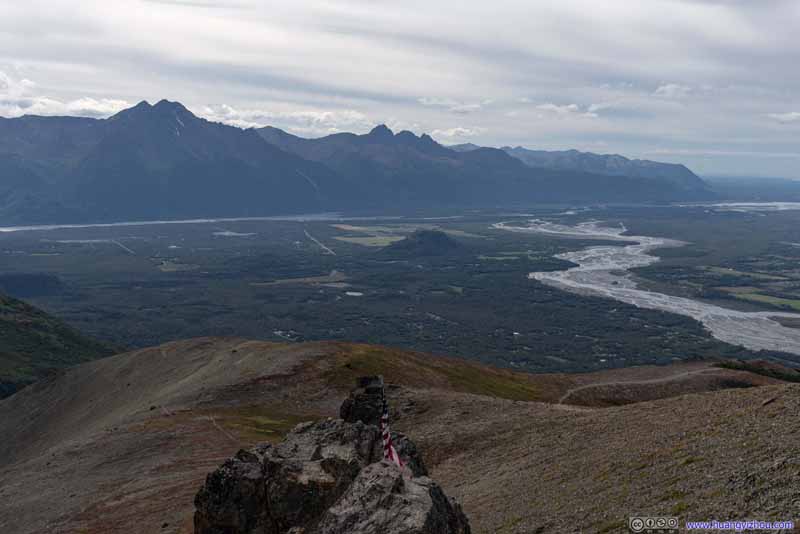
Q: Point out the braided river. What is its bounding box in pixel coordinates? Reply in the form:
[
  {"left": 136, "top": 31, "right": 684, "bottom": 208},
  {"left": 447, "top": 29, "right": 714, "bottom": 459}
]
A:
[{"left": 495, "top": 219, "right": 800, "bottom": 359}]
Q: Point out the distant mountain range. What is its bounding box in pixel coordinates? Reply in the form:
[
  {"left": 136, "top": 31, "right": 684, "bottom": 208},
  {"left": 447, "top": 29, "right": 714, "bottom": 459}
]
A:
[
  {"left": 0, "top": 100, "right": 714, "bottom": 224},
  {"left": 452, "top": 144, "right": 707, "bottom": 193}
]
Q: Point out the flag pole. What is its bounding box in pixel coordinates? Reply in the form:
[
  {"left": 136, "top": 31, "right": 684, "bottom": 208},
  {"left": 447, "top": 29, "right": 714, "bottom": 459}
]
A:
[{"left": 380, "top": 382, "right": 404, "bottom": 468}]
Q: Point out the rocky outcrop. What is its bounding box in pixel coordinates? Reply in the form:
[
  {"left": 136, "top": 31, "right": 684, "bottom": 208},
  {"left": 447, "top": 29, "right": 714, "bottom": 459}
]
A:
[
  {"left": 194, "top": 378, "right": 468, "bottom": 534},
  {"left": 315, "top": 462, "right": 471, "bottom": 534},
  {"left": 339, "top": 375, "right": 385, "bottom": 427}
]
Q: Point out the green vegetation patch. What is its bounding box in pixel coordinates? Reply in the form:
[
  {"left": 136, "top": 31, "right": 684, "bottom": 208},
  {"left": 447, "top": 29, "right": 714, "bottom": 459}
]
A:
[
  {"left": 717, "top": 286, "right": 762, "bottom": 294},
  {"left": 216, "top": 406, "right": 314, "bottom": 442},
  {"left": 729, "top": 292, "right": 800, "bottom": 311},
  {"left": 715, "top": 360, "right": 800, "bottom": 383},
  {"left": 478, "top": 255, "right": 520, "bottom": 261},
  {"left": 333, "top": 236, "right": 405, "bottom": 247},
  {"left": 703, "top": 266, "right": 786, "bottom": 281},
  {"left": 323, "top": 344, "right": 543, "bottom": 401},
  {"left": 0, "top": 293, "right": 114, "bottom": 396},
  {"left": 251, "top": 270, "right": 347, "bottom": 286},
  {"left": 157, "top": 260, "right": 199, "bottom": 273},
  {"left": 330, "top": 223, "right": 485, "bottom": 249}
]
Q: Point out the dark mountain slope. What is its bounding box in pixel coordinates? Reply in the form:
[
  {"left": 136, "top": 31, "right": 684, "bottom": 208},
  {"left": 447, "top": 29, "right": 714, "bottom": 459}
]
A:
[
  {"left": 447, "top": 142, "right": 482, "bottom": 152},
  {"left": 0, "top": 292, "right": 113, "bottom": 397},
  {"left": 260, "top": 124, "right": 506, "bottom": 207},
  {"left": 65, "top": 100, "right": 345, "bottom": 220},
  {"left": 453, "top": 142, "right": 711, "bottom": 195},
  {"left": 0, "top": 115, "right": 105, "bottom": 181},
  {"left": 502, "top": 145, "right": 709, "bottom": 193},
  {"left": 0, "top": 155, "right": 47, "bottom": 217},
  {"left": 0, "top": 116, "right": 108, "bottom": 222}
]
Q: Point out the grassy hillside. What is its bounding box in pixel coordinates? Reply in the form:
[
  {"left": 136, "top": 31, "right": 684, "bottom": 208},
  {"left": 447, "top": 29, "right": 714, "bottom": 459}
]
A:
[
  {"left": 0, "top": 338, "right": 793, "bottom": 533},
  {"left": 0, "top": 292, "right": 113, "bottom": 396}
]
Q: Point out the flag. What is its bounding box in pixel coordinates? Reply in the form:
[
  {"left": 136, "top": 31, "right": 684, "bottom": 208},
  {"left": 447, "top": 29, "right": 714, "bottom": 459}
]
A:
[{"left": 380, "top": 392, "right": 404, "bottom": 467}]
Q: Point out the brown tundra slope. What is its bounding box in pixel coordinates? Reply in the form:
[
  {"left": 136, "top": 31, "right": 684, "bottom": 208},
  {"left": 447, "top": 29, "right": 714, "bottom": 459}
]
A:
[{"left": 0, "top": 337, "right": 798, "bottom": 534}]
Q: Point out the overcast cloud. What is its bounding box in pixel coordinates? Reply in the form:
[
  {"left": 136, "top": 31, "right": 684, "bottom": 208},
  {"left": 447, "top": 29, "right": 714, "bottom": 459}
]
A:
[{"left": 0, "top": 0, "right": 798, "bottom": 177}]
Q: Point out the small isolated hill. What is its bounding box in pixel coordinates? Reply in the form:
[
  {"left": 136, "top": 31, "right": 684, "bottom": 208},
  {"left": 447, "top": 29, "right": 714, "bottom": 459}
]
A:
[
  {"left": 380, "top": 229, "right": 466, "bottom": 257},
  {"left": 0, "top": 338, "right": 797, "bottom": 533},
  {"left": 0, "top": 292, "right": 112, "bottom": 397}
]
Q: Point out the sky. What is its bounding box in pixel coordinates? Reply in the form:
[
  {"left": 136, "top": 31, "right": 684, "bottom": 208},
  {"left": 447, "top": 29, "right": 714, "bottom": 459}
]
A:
[{"left": 0, "top": 0, "right": 798, "bottom": 178}]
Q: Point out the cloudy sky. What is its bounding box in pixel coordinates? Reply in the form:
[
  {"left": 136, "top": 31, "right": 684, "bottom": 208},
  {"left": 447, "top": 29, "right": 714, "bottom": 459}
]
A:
[{"left": 1, "top": 0, "right": 798, "bottom": 177}]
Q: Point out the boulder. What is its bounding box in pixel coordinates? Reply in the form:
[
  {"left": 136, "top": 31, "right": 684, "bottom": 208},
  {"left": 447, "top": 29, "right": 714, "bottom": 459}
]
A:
[
  {"left": 193, "top": 447, "right": 272, "bottom": 534},
  {"left": 339, "top": 375, "right": 385, "bottom": 427},
  {"left": 264, "top": 419, "right": 379, "bottom": 532},
  {"left": 316, "top": 461, "right": 470, "bottom": 534}
]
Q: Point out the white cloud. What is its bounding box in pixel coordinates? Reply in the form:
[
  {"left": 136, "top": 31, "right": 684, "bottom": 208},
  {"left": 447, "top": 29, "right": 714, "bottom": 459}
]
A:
[
  {"left": 767, "top": 111, "right": 800, "bottom": 124},
  {"left": 0, "top": 70, "right": 129, "bottom": 118},
  {"left": 653, "top": 83, "right": 692, "bottom": 99},
  {"left": 418, "top": 97, "right": 486, "bottom": 114},
  {"left": 431, "top": 126, "right": 486, "bottom": 140},
  {"left": 0, "top": 71, "right": 36, "bottom": 97},
  {"left": 537, "top": 103, "right": 579, "bottom": 114},
  {"left": 418, "top": 97, "right": 457, "bottom": 108},
  {"left": 536, "top": 103, "right": 598, "bottom": 119},
  {"left": 588, "top": 102, "right": 618, "bottom": 113},
  {"left": 62, "top": 97, "right": 131, "bottom": 117},
  {"left": 199, "top": 104, "right": 373, "bottom": 135},
  {"left": 449, "top": 103, "right": 482, "bottom": 114}
]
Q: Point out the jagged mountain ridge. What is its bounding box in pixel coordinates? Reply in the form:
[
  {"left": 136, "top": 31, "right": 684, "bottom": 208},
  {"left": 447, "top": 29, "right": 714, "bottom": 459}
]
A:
[
  {"left": 0, "top": 100, "right": 715, "bottom": 224},
  {"left": 258, "top": 124, "right": 715, "bottom": 207},
  {"left": 258, "top": 124, "right": 534, "bottom": 207}
]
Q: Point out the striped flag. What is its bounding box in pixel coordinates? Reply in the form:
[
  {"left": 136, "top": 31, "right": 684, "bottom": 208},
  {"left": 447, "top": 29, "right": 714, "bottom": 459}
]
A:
[{"left": 380, "top": 391, "right": 404, "bottom": 467}]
